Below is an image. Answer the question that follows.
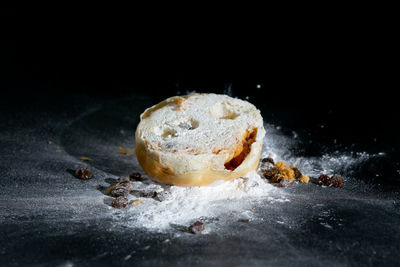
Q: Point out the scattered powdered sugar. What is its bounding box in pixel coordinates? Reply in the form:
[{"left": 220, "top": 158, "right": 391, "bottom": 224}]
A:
[
  {"left": 107, "top": 122, "right": 382, "bottom": 231},
  {"left": 110, "top": 171, "right": 285, "bottom": 230},
  {"left": 261, "top": 123, "right": 378, "bottom": 177}
]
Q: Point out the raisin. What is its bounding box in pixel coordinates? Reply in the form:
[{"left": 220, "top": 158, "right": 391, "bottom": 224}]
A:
[
  {"left": 317, "top": 174, "right": 332, "bottom": 186},
  {"left": 119, "top": 181, "right": 134, "bottom": 192},
  {"left": 331, "top": 175, "right": 344, "bottom": 188},
  {"left": 75, "top": 168, "right": 93, "bottom": 180},
  {"left": 291, "top": 167, "right": 302, "bottom": 180},
  {"left": 261, "top": 157, "right": 275, "bottom": 165},
  {"left": 110, "top": 187, "right": 129, "bottom": 197},
  {"left": 262, "top": 167, "right": 280, "bottom": 181},
  {"left": 129, "top": 172, "right": 145, "bottom": 182},
  {"left": 259, "top": 157, "right": 275, "bottom": 171},
  {"left": 111, "top": 196, "right": 129, "bottom": 208},
  {"left": 188, "top": 221, "right": 205, "bottom": 234}
]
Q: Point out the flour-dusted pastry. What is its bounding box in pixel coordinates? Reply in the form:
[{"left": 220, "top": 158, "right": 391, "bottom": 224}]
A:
[{"left": 135, "top": 93, "right": 265, "bottom": 186}]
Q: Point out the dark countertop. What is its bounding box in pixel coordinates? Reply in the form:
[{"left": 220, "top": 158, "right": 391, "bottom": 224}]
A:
[{"left": 1, "top": 92, "right": 400, "bottom": 267}]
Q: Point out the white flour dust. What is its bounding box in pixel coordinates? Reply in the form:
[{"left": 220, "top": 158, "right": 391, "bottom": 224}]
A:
[
  {"left": 110, "top": 171, "right": 282, "bottom": 230},
  {"left": 107, "top": 123, "right": 380, "bottom": 231}
]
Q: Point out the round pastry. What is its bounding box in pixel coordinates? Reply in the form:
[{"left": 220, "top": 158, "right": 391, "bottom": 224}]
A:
[{"left": 135, "top": 93, "right": 265, "bottom": 186}]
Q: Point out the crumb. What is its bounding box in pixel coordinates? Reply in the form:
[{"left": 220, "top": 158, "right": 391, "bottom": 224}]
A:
[
  {"left": 74, "top": 168, "right": 93, "bottom": 180},
  {"left": 112, "top": 196, "right": 129, "bottom": 208},
  {"left": 120, "top": 147, "right": 127, "bottom": 155},
  {"left": 298, "top": 175, "right": 310, "bottom": 183},
  {"left": 126, "top": 149, "right": 135, "bottom": 156},
  {"left": 80, "top": 157, "right": 91, "bottom": 161},
  {"left": 132, "top": 199, "right": 143, "bottom": 206},
  {"left": 188, "top": 221, "right": 205, "bottom": 234},
  {"left": 275, "top": 162, "right": 295, "bottom": 181}
]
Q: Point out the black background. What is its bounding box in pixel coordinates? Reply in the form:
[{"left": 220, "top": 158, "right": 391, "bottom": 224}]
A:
[
  {"left": 2, "top": 7, "right": 400, "bottom": 266},
  {"left": 1, "top": 7, "right": 398, "bottom": 149}
]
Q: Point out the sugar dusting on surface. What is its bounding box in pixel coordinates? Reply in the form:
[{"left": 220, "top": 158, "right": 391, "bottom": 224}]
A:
[
  {"left": 110, "top": 171, "right": 282, "bottom": 230},
  {"left": 108, "top": 122, "right": 381, "bottom": 232}
]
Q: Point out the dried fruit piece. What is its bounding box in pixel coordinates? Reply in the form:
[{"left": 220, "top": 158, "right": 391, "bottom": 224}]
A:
[
  {"left": 331, "top": 175, "right": 344, "bottom": 188},
  {"left": 75, "top": 168, "right": 93, "bottom": 180},
  {"left": 291, "top": 166, "right": 302, "bottom": 179},
  {"left": 259, "top": 157, "right": 275, "bottom": 170},
  {"left": 317, "top": 174, "right": 344, "bottom": 187},
  {"left": 318, "top": 174, "right": 331, "bottom": 186},
  {"left": 119, "top": 181, "right": 134, "bottom": 192},
  {"left": 290, "top": 166, "right": 309, "bottom": 183},
  {"left": 261, "top": 157, "right": 275, "bottom": 165},
  {"left": 188, "top": 221, "right": 205, "bottom": 234},
  {"left": 262, "top": 167, "right": 280, "bottom": 181},
  {"left": 129, "top": 172, "right": 145, "bottom": 181},
  {"left": 112, "top": 196, "right": 129, "bottom": 208},
  {"left": 260, "top": 160, "right": 310, "bottom": 186},
  {"left": 110, "top": 187, "right": 129, "bottom": 197}
]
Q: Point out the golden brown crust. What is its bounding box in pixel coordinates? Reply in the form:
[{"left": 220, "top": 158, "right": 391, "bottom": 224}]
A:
[{"left": 135, "top": 138, "right": 262, "bottom": 186}]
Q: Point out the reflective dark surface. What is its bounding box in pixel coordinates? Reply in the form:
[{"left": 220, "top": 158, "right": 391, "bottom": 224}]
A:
[{"left": 1, "top": 90, "right": 400, "bottom": 266}]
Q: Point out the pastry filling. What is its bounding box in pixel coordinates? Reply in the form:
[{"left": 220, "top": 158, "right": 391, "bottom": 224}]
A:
[{"left": 224, "top": 128, "right": 257, "bottom": 171}]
